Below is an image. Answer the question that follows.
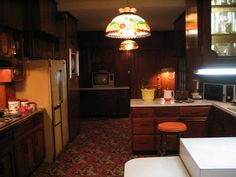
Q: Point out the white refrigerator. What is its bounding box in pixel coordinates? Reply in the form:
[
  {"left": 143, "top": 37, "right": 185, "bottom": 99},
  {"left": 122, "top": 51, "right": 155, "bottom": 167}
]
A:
[{"left": 15, "top": 59, "right": 69, "bottom": 162}]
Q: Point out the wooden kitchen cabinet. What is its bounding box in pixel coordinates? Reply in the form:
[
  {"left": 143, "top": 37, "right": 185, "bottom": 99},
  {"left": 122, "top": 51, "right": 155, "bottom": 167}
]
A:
[
  {"left": 56, "top": 12, "right": 80, "bottom": 141},
  {"left": 15, "top": 136, "right": 34, "bottom": 177},
  {"left": 80, "top": 88, "right": 130, "bottom": 117},
  {"left": 0, "top": 112, "right": 44, "bottom": 177},
  {"left": 179, "top": 106, "right": 210, "bottom": 137},
  {"left": 131, "top": 108, "right": 155, "bottom": 151},
  {"left": 23, "top": 0, "right": 58, "bottom": 59},
  {"left": 0, "top": 0, "right": 23, "bottom": 30},
  {"left": 56, "top": 12, "right": 78, "bottom": 59},
  {"left": 23, "top": 0, "right": 57, "bottom": 36},
  {"left": 131, "top": 106, "right": 211, "bottom": 153},
  {"left": 23, "top": 32, "right": 58, "bottom": 59},
  {"left": 155, "top": 107, "right": 179, "bottom": 152},
  {"left": 209, "top": 107, "right": 236, "bottom": 137},
  {"left": 14, "top": 111, "right": 45, "bottom": 177},
  {"left": 0, "top": 130, "right": 15, "bottom": 177}
]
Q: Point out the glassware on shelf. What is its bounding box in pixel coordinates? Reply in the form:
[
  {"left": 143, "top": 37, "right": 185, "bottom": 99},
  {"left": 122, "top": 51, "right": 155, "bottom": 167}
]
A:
[
  {"left": 211, "top": 1, "right": 236, "bottom": 57},
  {"left": 212, "top": 0, "right": 236, "bottom": 5},
  {"left": 212, "top": 43, "right": 236, "bottom": 56},
  {"left": 212, "top": 11, "right": 235, "bottom": 34}
]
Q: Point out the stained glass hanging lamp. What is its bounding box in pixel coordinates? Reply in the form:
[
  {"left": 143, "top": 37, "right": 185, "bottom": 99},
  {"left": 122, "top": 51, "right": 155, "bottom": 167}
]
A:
[
  {"left": 105, "top": 1, "right": 151, "bottom": 39},
  {"left": 119, "top": 40, "right": 139, "bottom": 50}
]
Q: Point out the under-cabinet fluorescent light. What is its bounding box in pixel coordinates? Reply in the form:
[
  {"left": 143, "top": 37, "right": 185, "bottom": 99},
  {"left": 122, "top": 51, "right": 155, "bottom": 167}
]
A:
[{"left": 195, "top": 68, "right": 236, "bottom": 75}]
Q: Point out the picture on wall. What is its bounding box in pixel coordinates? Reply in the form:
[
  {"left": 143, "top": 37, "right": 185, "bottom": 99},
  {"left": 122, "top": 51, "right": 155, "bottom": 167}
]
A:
[{"left": 69, "top": 48, "right": 79, "bottom": 79}]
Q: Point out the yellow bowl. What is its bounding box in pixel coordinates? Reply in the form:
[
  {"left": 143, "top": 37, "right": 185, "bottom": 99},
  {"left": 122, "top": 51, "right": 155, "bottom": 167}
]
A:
[{"left": 141, "top": 89, "right": 155, "bottom": 102}]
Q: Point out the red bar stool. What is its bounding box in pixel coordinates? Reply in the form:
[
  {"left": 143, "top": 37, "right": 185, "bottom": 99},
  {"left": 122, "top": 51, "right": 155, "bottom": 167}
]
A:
[{"left": 157, "top": 122, "right": 187, "bottom": 156}]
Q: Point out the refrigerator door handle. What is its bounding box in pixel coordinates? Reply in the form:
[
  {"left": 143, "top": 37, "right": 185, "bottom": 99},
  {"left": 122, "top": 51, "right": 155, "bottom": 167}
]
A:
[
  {"left": 58, "top": 70, "right": 64, "bottom": 104},
  {"left": 54, "top": 104, "right": 61, "bottom": 110}
]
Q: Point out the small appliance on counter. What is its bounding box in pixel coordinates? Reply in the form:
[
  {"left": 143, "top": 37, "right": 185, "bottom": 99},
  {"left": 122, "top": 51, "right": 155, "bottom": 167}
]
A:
[
  {"left": 175, "top": 91, "right": 188, "bottom": 101},
  {"left": 191, "top": 79, "right": 202, "bottom": 99},
  {"left": 163, "top": 89, "right": 174, "bottom": 101},
  {"left": 141, "top": 88, "right": 155, "bottom": 102}
]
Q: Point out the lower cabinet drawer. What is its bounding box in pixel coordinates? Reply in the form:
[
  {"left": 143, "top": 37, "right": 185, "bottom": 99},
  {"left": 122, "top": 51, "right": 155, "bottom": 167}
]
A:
[
  {"left": 131, "top": 108, "right": 155, "bottom": 117},
  {"left": 179, "top": 106, "right": 211, "bottom": 116},
  {"left": 132, "top": 118, "right": 154, "bottom": 134},
  {"left": 132, "top": 135, "right": 155, "bottom": 151}
]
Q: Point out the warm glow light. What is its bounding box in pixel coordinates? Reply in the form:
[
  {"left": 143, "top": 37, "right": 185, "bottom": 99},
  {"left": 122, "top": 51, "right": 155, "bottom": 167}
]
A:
[
  {"left": 161, "top": 68, "right": 175, "bottom": 79},
  {"left": 105, "top": 7, "right": 151, "bottom": 39},
  {"left": 119, "top": 40, "right": 139, "bottom": 50},
  {"left": 0, "top": 69, "right": 12, "bottom": 82},
  {"left": 195, "top": 68, "right": 236, "bottom": 75}
]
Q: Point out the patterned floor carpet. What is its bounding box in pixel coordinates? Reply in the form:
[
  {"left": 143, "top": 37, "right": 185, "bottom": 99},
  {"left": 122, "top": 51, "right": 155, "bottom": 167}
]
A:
[{"left": 32, "top": 118, "right": 157, "bottom": 177}]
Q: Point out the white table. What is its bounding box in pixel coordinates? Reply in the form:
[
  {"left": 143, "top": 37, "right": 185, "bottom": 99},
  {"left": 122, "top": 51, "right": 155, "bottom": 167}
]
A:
[
  {"left": 180, "top": 137, "right": 236, "bottom": 177},
  {"left": 125, "top": 137, "right": 236, "bottom": 177},
  {"left": 124, "top": 156, "right": 190, "bottom": 177}
]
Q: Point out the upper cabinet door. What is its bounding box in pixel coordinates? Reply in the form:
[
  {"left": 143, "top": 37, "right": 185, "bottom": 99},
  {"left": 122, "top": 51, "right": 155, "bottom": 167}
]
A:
[
  {"left": 211, "top": 0, "right": 236, "bottom": 57},
  {"left": 0, "top": 0, "right": 23, "bottom": 31},
  {"left": 23, "top": 0, "right": 57, "bottom": 36}
]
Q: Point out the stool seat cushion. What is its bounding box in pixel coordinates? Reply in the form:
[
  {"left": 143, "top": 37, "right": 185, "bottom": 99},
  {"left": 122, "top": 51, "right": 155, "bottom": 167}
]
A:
[{"left": 158, "top": 122, "right": 187, "bottom": 132}]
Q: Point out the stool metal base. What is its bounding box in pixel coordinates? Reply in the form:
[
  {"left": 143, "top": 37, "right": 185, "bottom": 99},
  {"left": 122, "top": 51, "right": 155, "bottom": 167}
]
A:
[{"left": 159, "top": 131, "right": 185, "bottom": 156}]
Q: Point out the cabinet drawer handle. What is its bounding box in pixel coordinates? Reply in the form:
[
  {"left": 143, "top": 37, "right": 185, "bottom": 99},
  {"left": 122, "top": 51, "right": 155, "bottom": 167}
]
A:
[{"left": 139, "top": 124, "right": 151, "bottom": 127}]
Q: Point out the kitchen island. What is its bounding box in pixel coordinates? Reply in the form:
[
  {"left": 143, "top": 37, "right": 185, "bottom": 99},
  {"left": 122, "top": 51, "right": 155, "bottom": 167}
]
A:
[
  {"left": 125, "top": 137, "right": 236, "bottom": 177},
  {"left": 130, "top": 98, "right": 236, "bottom": 153}
]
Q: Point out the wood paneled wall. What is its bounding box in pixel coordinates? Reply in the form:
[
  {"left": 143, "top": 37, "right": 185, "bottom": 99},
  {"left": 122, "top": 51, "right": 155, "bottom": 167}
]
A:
[{"left": 78, "top": 31, "right": 177, "bottom": 98}]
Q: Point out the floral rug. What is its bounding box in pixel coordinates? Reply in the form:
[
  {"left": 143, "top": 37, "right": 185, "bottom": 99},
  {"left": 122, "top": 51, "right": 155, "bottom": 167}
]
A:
[{"left": 32, "top": 118, "right": 157, "bottom": 177}]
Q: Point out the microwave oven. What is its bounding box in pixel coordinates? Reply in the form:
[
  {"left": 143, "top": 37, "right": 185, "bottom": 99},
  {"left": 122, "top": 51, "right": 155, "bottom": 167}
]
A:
[
  {"left": 92, "top": 71, "right": 114, "bottom": 87},
  {"left": 203, "top": 83, "right": 236, "bottom": 102}
]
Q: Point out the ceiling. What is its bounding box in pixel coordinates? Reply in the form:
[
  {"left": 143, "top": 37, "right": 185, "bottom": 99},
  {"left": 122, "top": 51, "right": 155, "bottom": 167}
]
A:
[{"left": 57, "top": 0, "right": 186, "bottom": 31}]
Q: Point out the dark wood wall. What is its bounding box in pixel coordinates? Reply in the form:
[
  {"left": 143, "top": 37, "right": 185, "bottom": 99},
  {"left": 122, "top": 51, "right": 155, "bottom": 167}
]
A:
[{"left": 78, "top": 31, "right": 177, "bottom": 98}]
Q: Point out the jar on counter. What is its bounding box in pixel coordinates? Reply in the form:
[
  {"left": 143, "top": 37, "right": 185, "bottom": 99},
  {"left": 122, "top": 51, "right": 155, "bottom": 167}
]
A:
[
  {"left": 28, "top": 102, "right": 37, "bottom": 111},
  {"left": 8, "top": 99, "right": 20, "bottom": 114},
  {"left": 20, "top": 99, "right": 29, "bottom": 107}
]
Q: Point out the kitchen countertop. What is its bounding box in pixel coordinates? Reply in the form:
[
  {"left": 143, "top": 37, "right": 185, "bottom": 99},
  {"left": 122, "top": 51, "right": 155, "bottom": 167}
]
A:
[
  {"left": 0, "top": 109, "right": 44, "bottom": 132},
  {"left": 131, "top": 98, "right": 236, "bottom": 117},
  {"left": 80, "top": 86, "right": 130, "bottom": 90},
  {"left": 131, "top": 98, "right": 212, "bottom": 107}
]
